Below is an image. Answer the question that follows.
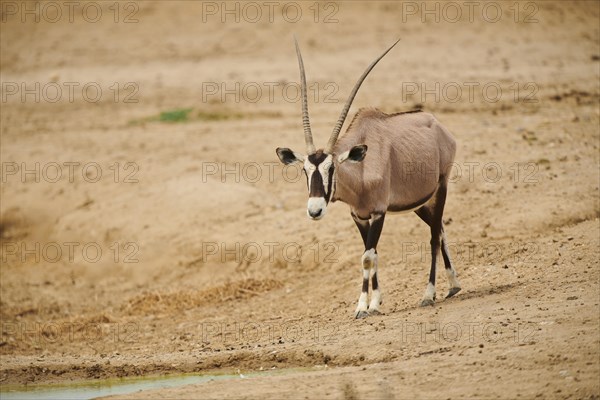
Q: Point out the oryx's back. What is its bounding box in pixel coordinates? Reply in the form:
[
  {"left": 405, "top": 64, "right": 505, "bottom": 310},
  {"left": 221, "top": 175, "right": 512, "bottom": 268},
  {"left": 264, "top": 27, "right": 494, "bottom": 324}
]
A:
[{"left": 333, "top": 108, "right": 456, "bottom": 215}]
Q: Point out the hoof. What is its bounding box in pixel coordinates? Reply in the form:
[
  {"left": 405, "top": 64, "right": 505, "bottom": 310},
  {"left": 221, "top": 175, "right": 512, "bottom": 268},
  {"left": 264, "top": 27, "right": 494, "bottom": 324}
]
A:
[
  {"left": 355, "top": 310, "right": 369, "bottom": 319},
  {"left": 420, "top": 298, "right": 435, "bottom": 307},
  {"left": 368, "top": 309, "right": 381, "bottom": 316},
  {"left": 446, "top": 287, "right": 462, "bottom": 298}
]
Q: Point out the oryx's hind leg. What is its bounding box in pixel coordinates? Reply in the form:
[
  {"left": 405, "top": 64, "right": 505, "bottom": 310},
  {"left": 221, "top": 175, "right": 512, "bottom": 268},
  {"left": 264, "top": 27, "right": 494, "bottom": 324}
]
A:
[
  {"left": 352, "top": 212, "right": 385, "bottom": 318},
  {"left": 441, "top": 229, "right": 462, "bottom": 298},
  {"left": 415, "top": 184, "right": 460, "bottom": 306},
  {"left": 414, "top": 206, "right": 461, "bottom": 299}
]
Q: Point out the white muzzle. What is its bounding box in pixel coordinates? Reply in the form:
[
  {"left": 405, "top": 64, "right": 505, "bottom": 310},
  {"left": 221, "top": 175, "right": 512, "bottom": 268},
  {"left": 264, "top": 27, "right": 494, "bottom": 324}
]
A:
[{"left": 307, "top": 197, "right": 327, "bottom": 220}]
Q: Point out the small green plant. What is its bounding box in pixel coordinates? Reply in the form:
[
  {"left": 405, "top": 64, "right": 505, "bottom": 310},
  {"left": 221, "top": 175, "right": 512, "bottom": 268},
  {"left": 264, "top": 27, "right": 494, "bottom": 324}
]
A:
[
  {"left": 159, "top": 108, "right": 192, "bottom": 123},
  {"left": 128, "top": 108, "right": 280, "bottom": 126}
]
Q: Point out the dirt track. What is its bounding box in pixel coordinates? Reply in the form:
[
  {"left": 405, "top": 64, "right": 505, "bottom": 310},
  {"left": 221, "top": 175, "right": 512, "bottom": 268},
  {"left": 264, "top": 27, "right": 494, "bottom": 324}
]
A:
[{"left": 1, "top": 1, "right": 599, "bottom": 398}]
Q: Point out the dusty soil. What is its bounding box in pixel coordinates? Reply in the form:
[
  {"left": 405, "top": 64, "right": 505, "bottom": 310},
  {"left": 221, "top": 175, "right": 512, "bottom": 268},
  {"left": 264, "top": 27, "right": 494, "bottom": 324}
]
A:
[{"left": 1, "top": 1, "right": 599, "bottom": 398}]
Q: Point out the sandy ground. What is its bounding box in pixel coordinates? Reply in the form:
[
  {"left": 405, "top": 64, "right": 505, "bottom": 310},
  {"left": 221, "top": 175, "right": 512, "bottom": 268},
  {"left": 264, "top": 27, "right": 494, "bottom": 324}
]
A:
[{"left": 1, "top": 0, "right": 599, "bottom": 398}]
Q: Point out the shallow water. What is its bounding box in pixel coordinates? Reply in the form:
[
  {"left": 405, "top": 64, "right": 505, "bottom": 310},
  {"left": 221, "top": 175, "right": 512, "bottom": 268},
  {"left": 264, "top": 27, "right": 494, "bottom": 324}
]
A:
[{"left": 0, "top": 370, "right": 271, "bottom": 400}]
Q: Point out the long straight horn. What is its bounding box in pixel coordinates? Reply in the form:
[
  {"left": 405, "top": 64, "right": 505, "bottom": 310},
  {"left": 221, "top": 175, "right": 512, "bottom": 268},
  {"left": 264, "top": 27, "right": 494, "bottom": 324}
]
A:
[
  {"left": 325, "top": 39, "right": 401, "bottom": 154},
  {"left": 294, "top": 37, "right": 316, "bottom": 155}
]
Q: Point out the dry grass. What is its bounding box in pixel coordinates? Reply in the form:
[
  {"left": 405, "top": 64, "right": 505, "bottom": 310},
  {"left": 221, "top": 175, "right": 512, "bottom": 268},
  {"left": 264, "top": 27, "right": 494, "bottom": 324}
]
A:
[{"left": 123, "top": 278, "right": 283, "bottom": 315}]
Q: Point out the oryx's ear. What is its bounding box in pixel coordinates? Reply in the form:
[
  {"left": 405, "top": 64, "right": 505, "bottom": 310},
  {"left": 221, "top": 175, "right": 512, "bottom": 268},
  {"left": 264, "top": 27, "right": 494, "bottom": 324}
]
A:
[
  {"left": 276, "top": 147, "right": 305, "bottom": 165},
  {"left": 337, "top": 144, "right": 368, "bottom": 164}
]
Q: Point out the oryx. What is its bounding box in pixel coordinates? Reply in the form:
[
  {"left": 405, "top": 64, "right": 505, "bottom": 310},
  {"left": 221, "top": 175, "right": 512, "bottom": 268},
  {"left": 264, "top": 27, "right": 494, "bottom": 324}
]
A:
[{"left": 276, "top": 38, "right": 461, "bottom": 318}]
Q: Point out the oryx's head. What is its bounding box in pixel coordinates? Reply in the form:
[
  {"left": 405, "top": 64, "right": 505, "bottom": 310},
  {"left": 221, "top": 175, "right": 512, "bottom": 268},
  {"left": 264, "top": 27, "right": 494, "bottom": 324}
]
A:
[{"left": 276, "top": 37, "right": 400, "bottom": 220}]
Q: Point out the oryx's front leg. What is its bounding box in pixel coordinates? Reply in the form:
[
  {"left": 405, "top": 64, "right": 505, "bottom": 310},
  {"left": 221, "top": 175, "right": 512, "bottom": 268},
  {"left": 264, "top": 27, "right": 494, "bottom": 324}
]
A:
[{"left": 352, "top": 212, "right": 385, "bottom": 318}]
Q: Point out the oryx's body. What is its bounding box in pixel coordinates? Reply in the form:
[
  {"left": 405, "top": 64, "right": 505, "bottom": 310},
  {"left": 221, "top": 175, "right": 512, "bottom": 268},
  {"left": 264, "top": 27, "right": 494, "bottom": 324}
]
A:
[
  {"left": 332, "top": 108, "right": 456, "bottom": 218},
  {"left": 276, "top": 38, "right": 461, "bottom": 318}
]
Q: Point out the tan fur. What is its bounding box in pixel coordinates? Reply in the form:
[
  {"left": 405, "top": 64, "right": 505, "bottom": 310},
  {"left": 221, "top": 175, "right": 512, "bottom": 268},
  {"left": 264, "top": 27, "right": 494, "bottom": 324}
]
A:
[{"left": 332, "top": 108, "right": 456, "bottom": 218}]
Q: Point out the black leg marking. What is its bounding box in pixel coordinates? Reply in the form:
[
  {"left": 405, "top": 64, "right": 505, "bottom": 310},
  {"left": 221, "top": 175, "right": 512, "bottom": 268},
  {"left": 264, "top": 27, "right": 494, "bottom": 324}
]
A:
[
  {"left": 351, "top": 212, "right": 370, "bottom": 249},
  {"left": 428, "top": 229, "right": 440, "bottom": 286},
  {"left": 362, "top": 277, "right": 369, "bottom": 293},
  {"left": 372, "top": 272, "right": 379, "bottom": 291},
  {"left": 366, "top": 213, "right": 385, "bottom": 251},
  {"left": 440, "top": 242, "right": 452, "bottom": 270}
]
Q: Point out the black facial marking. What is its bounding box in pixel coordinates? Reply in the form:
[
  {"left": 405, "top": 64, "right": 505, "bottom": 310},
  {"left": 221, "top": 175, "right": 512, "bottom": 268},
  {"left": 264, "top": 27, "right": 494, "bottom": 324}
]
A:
[
  {"left": 309, "top": 168, "right": 325, "bottom": 197},
  {"left": 325, "top": 166, "right": 334, "bottom": 203},
  {"left": 307, "top": 151, "right": 328, "bottom": 166},
  {"left": 306, "top": 151, "right": 335, "bottom": 203}
]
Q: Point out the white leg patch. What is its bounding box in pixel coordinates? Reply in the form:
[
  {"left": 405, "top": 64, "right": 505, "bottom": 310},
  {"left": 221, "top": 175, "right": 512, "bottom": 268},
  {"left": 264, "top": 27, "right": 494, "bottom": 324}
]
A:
[
  {"left": 361, "top": 249, "right": 377, "bottom": 269},
  {"left": 424, "top": 282, "right": 435, "bottom": 299},
  {"left": 362, "top": 268, "right": 370, "bottom": 280},
  {"left": 421, "top": 282, "right": 436, "bottom": 306},
  {"left": 446, "top": 268, "right": 461, "bottom": 289},
  {"left": 442, "top": 230, "right": 452, "bottom": 259},
  {"left": 356, "top": 292, "right": 368, "bottom": 313},
  {"left": 369, "top": 289, "right": 381, "bottom": 311}
]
